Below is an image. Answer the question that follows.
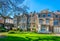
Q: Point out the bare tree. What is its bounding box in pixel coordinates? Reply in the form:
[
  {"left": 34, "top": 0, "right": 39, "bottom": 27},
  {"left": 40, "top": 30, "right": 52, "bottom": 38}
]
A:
[{"left": 0, "top": 0, "right": 29, "bottom": 17}]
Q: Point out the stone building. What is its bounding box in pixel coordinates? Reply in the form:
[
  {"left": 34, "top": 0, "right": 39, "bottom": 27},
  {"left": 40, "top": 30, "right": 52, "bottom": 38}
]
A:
[
  {"left": 4, "top": 16, "right": 14, "bottom": 30},
  {"left": 37, "top": 10, "right": 54, "bottom": 33},
  {"left": 14, "top": 13, "right": 28, "bottom": 31},
  {"left": 0, "top": 14, "right": 14, "bottom": 30},
  {"left": 28, "top": 12, "right": 38, "bottom": 32},
  {"left": 53, "top": 11, "right": 60, "bottom": 33},
  {"left": 13, "top": 10, "right": 60, "bottom": 33},
  {"left": 0, "top": 14, "right": 4, "bottom": 27}
]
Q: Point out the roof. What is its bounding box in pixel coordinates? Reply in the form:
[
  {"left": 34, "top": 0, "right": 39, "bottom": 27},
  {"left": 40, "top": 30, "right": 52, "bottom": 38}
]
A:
[
  {"left": 55, "top": 12, "right": 60, "bottom": 15},
  {"left": 3, "top": 16, "right": 13, "bottom": 19}
]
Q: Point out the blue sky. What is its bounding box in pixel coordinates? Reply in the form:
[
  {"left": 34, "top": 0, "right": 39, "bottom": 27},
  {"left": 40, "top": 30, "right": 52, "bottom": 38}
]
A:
[{"left": 27, "top": 0, "right": 60, "bottom": 12}]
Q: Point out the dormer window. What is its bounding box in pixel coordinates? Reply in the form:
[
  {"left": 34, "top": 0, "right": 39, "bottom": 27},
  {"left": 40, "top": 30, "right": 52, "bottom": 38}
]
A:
[
  {"left": 48, "top": 13, "right": 51, "bottom": 17},
  {"left": 42, "top": 14, "right": 46, "bottom": 17}
]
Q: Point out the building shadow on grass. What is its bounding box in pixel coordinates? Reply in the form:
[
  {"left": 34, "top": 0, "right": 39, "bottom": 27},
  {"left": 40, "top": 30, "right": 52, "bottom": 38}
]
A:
[{"left": 0, "top": 36, "right": 60, "bottom": 41}]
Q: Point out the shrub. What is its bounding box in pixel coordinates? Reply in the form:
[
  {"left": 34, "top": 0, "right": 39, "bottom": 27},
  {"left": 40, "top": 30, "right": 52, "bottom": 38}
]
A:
[
  {"left": 0, "top": 27, "right": 6, "bottom": 32},
  {"left": 8, "top": 30, "right": 16, "bottom": 34},
  {"left": 20, "top": 29, "right": 23, "bottom": 31}
]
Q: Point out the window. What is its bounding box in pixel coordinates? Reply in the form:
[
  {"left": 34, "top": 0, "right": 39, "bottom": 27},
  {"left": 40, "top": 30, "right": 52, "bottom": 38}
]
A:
[
  {"left": 14, "top": 20, "right": 17, "bottom": 23},
  {"left": 0, "top": 18, "right": 2, "bottom": 20},
  {"left": 6, "top": 19, "right": 9, "bottom": 23},
  {"left": 46, "top": 19, "right": 50, "bottom": 24},
  {"left": 42, "top": 14, "right": 46, "bottom": 17},
  {"left": 56, "top": 15, "right": 59, "bottom": 18},
  {"left": 28, "top": 18, "right": 31, "bottom": 23},
  {"left": 0, "top": 24, "right": 2, "bottom": 27},
  {"left": 41, "top": 25, "right": 46, "bottom": 32},
  {"left": 39, "top": 19, "right": 43, "bottom": 24},
  {"left": 38, "top": 14, "right": 40, "bottom": 18},
  {"left": 54, "top": 20, "right": 58, "bottom": 25},
  {"left": 33, "top": 19, "right": 35, "bottom": 22},
  {"left": 48, "top": 13, "right": 51, "bottom": 17},
  {"left": 0, "top": 15, "right": 1, "bottom": 17},
  {"left": 59, "top": 16, "right": 60, "bottom": 18},
  {"left": 28, "top": 24, "right": 30, "bottom": 27},
  {"left": 22, "top": 18, "right": 26, "bottom": 22}
]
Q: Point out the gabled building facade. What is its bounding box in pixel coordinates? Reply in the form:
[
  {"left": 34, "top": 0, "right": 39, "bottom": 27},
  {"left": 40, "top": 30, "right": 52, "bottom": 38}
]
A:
[
  {"left": 53, "top": 11, "right": 60, "bottom": 33},
  {"left": 0, "top": 14, "right": 14, "bottom": 30},
  {"left": 19, "top": 14, "right": 28, "bottom": 31},
  {"left": 0, "top": 14, "right": 4, "bottom": 27},
  {"left": 13, "top": 10, "right": 60, "bottom": 33},
  {"left": 4, "top": 16, "right": 14, "bottom": 30},
  {"left": 28, "top": 12, "right": 38, "bottom": 32},
  {"left": 14, "top": 13, "right": 28, "bottom": 31},
  {"left": 37, "top": 10, "right": 60, "bottom": 33},
  {"left": 37, "top": 10, "right": 54, "bottom": 33}
]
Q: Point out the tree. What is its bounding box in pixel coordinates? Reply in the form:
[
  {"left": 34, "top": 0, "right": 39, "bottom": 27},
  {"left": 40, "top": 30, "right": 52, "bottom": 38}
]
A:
[{"left": 0, "top": 0, "right": 29, "bottom": 17}]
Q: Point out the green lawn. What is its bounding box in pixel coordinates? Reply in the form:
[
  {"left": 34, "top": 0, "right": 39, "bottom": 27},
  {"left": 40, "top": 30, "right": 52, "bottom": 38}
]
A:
[{"left": 0, "top": 32, "right": 60, "bottom": 41}]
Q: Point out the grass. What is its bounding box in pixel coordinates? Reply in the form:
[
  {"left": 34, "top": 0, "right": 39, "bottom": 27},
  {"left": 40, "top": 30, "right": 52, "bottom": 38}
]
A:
[{"left": 0, "top": 32, "right": 60, "bottom": 41}]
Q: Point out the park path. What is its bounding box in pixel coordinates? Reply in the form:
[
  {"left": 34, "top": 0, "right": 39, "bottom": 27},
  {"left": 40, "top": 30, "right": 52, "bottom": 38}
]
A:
[
  {"left": 0, "top": 32, "right": 60, "bottom": 37},
  {"left": 54, "top": 34, "right": 60, "bottom": 36},
  {"left": 0, "top": 32, "right": 8, "bottom": 38}
]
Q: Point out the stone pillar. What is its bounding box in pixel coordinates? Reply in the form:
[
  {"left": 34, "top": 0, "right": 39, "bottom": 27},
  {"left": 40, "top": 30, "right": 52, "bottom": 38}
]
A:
[
  {"left": 30, "top": 23, "right": 33, "bottom": 31},
  {"left": 25, "top": 24, "right": 27, "bottom": 31},
  {"left": 46, "top": 26, "right": 49, "bottom": 32},
  {"left": 38, "top": 25, "right": 41, "bottom": 33},
  {"left": 36, "top": 24, "right": 38, "bottom": 32}
]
